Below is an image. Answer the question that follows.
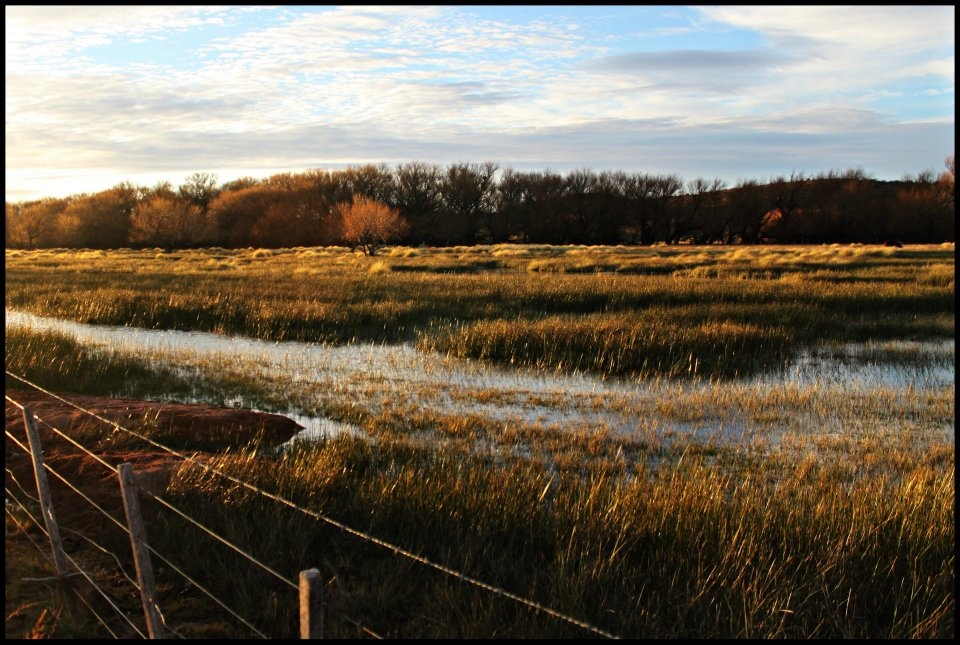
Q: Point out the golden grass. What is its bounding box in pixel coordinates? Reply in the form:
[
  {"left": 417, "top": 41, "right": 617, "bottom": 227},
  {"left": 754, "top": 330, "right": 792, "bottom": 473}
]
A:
[{"left": 4, "top": 242, "right": 954, "bottom": 637}]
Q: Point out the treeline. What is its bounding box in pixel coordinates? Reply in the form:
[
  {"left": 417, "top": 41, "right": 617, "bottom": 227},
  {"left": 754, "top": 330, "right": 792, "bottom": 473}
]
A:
[{"left": 5, "top": 158, "right": 955, "bottom": 250}]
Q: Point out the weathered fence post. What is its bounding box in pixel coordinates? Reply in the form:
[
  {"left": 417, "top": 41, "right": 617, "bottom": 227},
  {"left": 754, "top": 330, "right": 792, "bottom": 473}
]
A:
[
  {"left": 22, "top": 406, "right": 70, "bottom": 577},
  {"left": 118, "top": 462, "right": 163, "bottom": 639},
  {"left": 299, "top": 567, "right": 324, "bottom": 639}
]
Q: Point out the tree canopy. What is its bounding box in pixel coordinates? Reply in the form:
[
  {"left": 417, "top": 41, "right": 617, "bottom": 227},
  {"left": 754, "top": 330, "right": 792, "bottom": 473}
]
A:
[{"left": 5, "top": 157, "right": 955, "bottom": 249}]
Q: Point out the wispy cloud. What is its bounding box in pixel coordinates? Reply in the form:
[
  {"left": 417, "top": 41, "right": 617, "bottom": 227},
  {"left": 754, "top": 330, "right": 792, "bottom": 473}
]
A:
[{"left": 5, "top": 5, "right": 954, "bottom": 201}]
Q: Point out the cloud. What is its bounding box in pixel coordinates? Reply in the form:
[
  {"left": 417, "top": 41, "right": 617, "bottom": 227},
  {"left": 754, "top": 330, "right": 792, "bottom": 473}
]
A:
[
  {"left": 5, "top": 6, "right": 247, "bottom": 67},
  {"left": 582, "top": 47, "right": 790, "bottom": 96},
  {"left": 695, "top": 6, "right": 955, "bottom": 87},
  {"left": 588, "top": 48, "right": 782, "bottom": 73},
  {"left": 4, "top": 5, "right": 954, "bottom": 202},
  {"left": 697, "top": 6, "right": 953, "bottom": 52}
]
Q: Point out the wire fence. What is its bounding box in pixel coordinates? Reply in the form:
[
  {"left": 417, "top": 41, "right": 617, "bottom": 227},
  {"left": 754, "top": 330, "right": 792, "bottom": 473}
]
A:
[{"left": 5, "top": 370, "right": 620, "bottom": 639}]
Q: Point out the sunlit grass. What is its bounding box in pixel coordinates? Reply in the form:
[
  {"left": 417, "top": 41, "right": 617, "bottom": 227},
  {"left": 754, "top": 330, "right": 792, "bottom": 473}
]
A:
[
  {"left": 5, "top": 324, "right": 953, "bottom": 636},
  {"left": 4, "top": 243, "right": 954, "bottom": 638},
  {"left": 155, "top": 436, "right": 953, "bottom": 638},
  {"left": 3, "top": 326, "right": 191, "bottom": 399},
  {"left": 6, "top": 245, "right": 953, "bottom": 378},
  {"left": 418, "top": 309, "right": 796, "bottom": 379}
]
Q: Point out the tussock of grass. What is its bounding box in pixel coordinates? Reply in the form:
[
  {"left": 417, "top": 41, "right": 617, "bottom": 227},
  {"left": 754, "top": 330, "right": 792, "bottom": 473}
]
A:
[{"left": 418, "top": 312, "right": 794, "bottom": 379}]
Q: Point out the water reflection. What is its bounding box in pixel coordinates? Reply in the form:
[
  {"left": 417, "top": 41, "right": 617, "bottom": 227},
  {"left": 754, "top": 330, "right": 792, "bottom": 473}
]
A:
[{"left": 5, "top": 309, "right": 954, "bottom": 450}]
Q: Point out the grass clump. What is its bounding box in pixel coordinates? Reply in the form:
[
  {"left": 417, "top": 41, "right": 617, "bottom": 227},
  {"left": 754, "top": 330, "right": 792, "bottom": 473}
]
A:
[{"left": 419, "top": 310, "right": 794, "bottom": 379}]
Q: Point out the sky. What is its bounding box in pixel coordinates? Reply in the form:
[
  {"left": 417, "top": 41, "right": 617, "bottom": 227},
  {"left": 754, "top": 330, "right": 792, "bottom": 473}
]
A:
[{"left": 5, "top": 5, "right": 955, "bottom": 203}]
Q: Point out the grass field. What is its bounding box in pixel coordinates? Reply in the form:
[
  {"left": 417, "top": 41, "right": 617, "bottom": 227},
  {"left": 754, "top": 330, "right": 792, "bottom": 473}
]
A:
[
  {"left": 5, "top": 243, "right": 954, "bottom": 377},
  {"left": 4, "top": 243, "right": 955, "bottom": 638}
]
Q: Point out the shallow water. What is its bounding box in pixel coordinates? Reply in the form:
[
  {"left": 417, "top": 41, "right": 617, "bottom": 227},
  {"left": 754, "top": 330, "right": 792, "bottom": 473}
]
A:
[{"left": 5, "top": 309, "right": 954, "bottom": 452}]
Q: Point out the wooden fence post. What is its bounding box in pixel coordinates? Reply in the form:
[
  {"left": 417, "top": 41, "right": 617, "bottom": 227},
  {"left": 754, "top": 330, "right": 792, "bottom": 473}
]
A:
[
  {"left": 22, "top": 406, "right": 70, "bottom": 577},
  {"left": 118, "top": 463, "right": 163, "bottom": 639},
  {"left": 299, "top": 567, "right": 324, "bottom": 639}
]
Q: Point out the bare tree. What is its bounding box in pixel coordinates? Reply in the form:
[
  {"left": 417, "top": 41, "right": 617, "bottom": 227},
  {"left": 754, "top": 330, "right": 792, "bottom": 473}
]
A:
[
  {"left": 55, "top": 184, "right": 139, "bottom": 248},
  {"left": 679, "top": 177, "right": 727, "bottom": 244},
  {"left": 178, "top": 172, "right": 219, "bottom": 213},
  {"left": 439, "top": 161, "right": 498, "bottom": 244},
  {"left": 207, "top": 184, "right": 277, "bottom": 247},
  {"left": 129, "top": 190, "right": 206, "bottom": 249},
  {"left": 338, "top": 194, "right": 409, "bottom": 255},
  {"left": 394, "top": 161, "right": 443, "bottom": 243},
  {"left": 343, "top": 163, "right": 395, "bottom": 204},
  {"left": 938, "top": 155, "right": 955, "bottom": 215},
  {"left": 5, "top": 197, "right": 69, "bottom": 248}
]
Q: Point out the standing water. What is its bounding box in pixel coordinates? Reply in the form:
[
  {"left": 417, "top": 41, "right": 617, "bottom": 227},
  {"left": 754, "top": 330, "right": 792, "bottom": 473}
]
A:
[{"left": 5, "top": 309, "right": 954, "bottom": 453}]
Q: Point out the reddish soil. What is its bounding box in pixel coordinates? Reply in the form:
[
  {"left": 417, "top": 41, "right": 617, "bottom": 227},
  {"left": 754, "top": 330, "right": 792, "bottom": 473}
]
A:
[
  {"left": 5, "top": 388, "right": 304, "bottom": 637},
  {"left": 5, "top": 388, "right": 302, "bottom": 524}
]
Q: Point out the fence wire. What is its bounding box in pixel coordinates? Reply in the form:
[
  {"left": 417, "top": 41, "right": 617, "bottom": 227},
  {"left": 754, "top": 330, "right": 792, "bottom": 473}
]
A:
[{"left": 6, "top": 373, "right": 621, "bottom": 639}]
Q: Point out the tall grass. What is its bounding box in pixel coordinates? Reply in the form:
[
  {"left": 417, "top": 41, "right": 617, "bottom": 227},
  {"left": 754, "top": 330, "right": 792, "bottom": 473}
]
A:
[
  {"left": 3, "top": 326, "right": 189, "bottom": 398},
  {"left": 153, "top": 438, "right": 953, "bottom": 638},
  {"left": 6, "top": 370, "right": 954, "bottom": 637},
  {"left": 5, "top": 244, "right": 954, "bottom": 637},
  {"left": 418, "top": 309, "right": 795, "bottom": 378},
  {"left": 5, "top": 244, "right": 954, "bottom": 380}
]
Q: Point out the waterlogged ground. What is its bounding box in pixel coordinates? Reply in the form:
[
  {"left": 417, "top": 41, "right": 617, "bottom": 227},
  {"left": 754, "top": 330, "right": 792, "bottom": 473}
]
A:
[{"left": 6, "top": 309, "right": 955, "bottom": 461}]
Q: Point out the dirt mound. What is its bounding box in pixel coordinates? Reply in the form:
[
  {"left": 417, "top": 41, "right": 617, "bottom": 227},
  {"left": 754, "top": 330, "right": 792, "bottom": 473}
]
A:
[
  {"left": 6, "top": 387, "right": 302, "bottom": 522},
  {"left": 5, "top": 388, "right": 303, "bottom": 447},
  {"left": 5, "top": 389, "right": 305, "bottom": 638}
]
